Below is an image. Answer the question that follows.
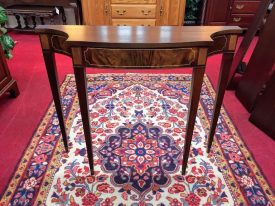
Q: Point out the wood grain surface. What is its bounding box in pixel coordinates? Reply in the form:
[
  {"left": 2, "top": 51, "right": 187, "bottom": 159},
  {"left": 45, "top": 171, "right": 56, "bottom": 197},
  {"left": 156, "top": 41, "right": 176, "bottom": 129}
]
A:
[{"left": 36, "top": 25, "right": 242, "bottom": 48}]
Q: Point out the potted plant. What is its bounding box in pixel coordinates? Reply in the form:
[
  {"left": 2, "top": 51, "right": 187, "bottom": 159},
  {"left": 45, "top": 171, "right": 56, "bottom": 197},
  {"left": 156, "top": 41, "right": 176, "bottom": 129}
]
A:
[
  {"left": 0, "top": 6, "right": 14, "bottom": 59},
  {"left": 185, "top": 0, "right": 202, "bottom": 25}
]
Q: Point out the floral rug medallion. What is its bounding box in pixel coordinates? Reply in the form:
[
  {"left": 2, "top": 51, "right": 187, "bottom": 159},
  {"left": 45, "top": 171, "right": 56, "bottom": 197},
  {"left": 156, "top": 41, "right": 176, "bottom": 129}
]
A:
[
  {"left": 99, "top": 121, "right": 181, "bottom": 197},
  {"left": 0, "top": 74, "right": 274, "bottom": 206}
]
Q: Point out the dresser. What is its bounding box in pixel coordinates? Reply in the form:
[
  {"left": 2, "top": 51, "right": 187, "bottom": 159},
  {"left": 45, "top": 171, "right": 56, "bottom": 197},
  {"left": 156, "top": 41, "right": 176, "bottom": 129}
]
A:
[
  {"left": 204, "top": 0, "right": 261, "bottom": 27},
  {"left": 81, "top": 0, "right": 186, "bottom": 26}
]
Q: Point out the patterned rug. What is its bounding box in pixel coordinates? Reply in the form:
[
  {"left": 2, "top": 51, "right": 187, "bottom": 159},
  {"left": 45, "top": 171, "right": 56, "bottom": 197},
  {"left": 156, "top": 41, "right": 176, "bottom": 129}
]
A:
[{"left": 1, "top": 74, "right": 274, "bottom": 206}]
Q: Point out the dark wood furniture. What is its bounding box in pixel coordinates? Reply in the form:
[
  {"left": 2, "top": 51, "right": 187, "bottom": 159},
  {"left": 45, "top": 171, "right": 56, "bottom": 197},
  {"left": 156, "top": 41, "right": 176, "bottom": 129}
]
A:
[
  {"left": 5, "top": 5, "right": 67, "bottom": 32},
  {"left": 36, "top": 25, "right": 242, "bottom": 175},
  {"left": 227, "top": 0, "right": 272, "bottom": 88},
  {"left": 236, "top": 4, "right": 275, "bottom": 111},
  {"left": 249, "top": 72, "right": 275, "bottom": 140},
  {"left": 204, "top": 0, "right": 262, "bottom": 27},
  {"left": 0, "top": 0, "right": 82, "bottom": 29},
  {"left": 0, "top": 43, "right": 19, "bottom": 98},
  {"left": 250, "top": 71, "right": 275, "bottom": 140}
]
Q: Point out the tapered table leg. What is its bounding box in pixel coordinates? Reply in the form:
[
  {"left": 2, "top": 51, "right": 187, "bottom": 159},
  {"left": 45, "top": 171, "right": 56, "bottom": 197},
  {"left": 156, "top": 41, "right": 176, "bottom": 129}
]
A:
[
  {"left": 23, "top": 16, "right": 30, "bottom": 29},
  {"left": 207, "top": 53, "right": 234, "bottom": 153},
  {"left": 42, "top": 51, "right": 69, "bottom": 152},
  {"left": 31, "top": 16, "right": 36, "bottom": 29},
  {"left": 15, "top": 15, "right": 22, "bottom": 29},
  {"left": 182, "top": 67, "right": 205, "bottom": 175},
  {"left": 40, "top": 17, "right": 45, "bottom": 25},
  {"left": 73, "top": 66, "right": 94, "bottom": 175}
]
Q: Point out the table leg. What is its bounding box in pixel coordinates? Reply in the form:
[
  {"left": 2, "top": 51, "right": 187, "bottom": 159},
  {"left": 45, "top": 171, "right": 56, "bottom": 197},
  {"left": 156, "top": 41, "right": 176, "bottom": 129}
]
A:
[
  {"left": 59, "top": 7, "right": 67, "bottom": 25},
  {"left": 76, "top": 0, "right": 83, "bottom": 24},
  {"left": 73, "top": 6, "right": 81, "bottom": 25},
  {"left": 9, "top": 80, "right": 20, "bottom": 98},
  {"left": 23, "top": 16, "right": 30, "bottom": 29},
  {"left": 40, "top": 17, "right": 45, "bottom": 25},
  {"left": 182, "top": 67, "right": 205, "bottom": 175},
  {"left": 42, "top": 51, "right": 69, "bottom": 152},
  {"left": 207, "top": 53, "right": 234, "bottom": 153},
  {"left": 15, "top": 15, "right": 22, "bottom": 29},
  {"left": 31, "top": 16, "right": 36, "bottom": 29},
  {"left": 73, "top": 66, "right": 94, "bottom": 175}
]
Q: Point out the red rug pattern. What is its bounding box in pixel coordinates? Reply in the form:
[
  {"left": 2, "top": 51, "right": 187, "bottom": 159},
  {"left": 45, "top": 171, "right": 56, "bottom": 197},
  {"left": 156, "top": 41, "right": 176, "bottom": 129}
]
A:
[{"left": 1, "top": 74, "right": 274, "bottom": 205}]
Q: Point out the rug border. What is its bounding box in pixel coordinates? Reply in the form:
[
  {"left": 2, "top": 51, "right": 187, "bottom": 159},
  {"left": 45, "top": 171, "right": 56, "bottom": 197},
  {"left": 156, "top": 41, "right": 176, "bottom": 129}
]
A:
[
  {"left": 196, "top": 100, "right": 246, "bottom": 205},
  {"left": 34, "top": 75, "right": 80, "bottom": 205},
  {"left": 0, "top": 75, "right": 72, "bottom": 203},
  {"left": 199, "top": 77, "right": 275, "bottom": 204},
  {"left": 205, "top": 75, "right": 275, "bottom": 194}
]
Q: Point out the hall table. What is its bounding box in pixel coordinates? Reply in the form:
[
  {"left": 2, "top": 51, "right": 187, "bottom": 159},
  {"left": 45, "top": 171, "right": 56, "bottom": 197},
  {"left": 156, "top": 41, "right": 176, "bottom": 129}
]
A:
[{"left": 35, "top": 25, "right": 242, "bottom": 175}]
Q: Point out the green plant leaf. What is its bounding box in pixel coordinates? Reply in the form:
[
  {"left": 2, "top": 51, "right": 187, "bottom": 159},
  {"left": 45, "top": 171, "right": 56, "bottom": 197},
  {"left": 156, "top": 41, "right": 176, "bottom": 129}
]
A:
[
  {"left": 0, "top": 6, "right": 14, "bottom": 59},
  {"left": 1, "top": 34, "right": 14, "bottom": 50},
  {"left": 0, "top": 6, "right": 8, "bottom": 24},
  {"left": 0, "top": 34, "right": 15, "bottom": 59}
]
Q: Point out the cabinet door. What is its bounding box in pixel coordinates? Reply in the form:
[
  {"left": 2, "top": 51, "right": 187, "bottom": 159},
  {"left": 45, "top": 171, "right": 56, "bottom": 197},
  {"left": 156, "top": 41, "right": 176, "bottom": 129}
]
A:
[
  {"left": 82, "top": 0, "right": 111, "bottom": 25},
  {"left": 204, "top": 0, "right": 231, "bottom": 25},
  {"left": 157, "top": 0, "right": 186, "bottom": 26}
]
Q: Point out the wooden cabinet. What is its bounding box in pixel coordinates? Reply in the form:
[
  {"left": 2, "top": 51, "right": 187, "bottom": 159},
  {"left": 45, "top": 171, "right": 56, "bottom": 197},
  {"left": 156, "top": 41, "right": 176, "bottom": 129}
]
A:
[
  {"left": 81, "top": 0, "right": 186, "bottom": 26},
  {"left": 204, "top": 0, "right": 231, "bottom": 25},
  {"left": 0, "top": 45, "right": 19, "bottom": 98},
  {"left": 204, "top": 0, "right": 262, "bottom": 27}
]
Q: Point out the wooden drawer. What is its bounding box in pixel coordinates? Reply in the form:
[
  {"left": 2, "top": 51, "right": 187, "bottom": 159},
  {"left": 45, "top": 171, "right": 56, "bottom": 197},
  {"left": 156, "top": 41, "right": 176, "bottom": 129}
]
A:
[
  {"left": 232, "top": 1, "right": 260, "bottom": 14},
  {"left": 112, "top": 0, "right": 156, "bottom": 3},
  {"left": 228, "top": 14, "right": 255, "bottom": 27},
  {"left": 83, "top": 47, "right": 199, "bottom": 68},
  {"left": 111, "top": 4, "right": 156, "bottom": 18},
  {"left": 112, "top": 19, "right": 156, "bottom": 26}
]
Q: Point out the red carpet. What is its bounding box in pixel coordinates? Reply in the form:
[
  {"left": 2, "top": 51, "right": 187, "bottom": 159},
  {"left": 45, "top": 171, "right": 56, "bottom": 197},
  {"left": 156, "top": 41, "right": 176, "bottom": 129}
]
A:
[{"left": 0, "top": 33, "right": 274, "bottom": 195}]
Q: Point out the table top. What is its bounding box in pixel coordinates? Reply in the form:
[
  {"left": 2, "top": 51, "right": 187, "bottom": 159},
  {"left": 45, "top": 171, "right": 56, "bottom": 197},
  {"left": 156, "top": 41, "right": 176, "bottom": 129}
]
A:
[{"left": 35, "top": 25, "right": 243, "bottom": 49}]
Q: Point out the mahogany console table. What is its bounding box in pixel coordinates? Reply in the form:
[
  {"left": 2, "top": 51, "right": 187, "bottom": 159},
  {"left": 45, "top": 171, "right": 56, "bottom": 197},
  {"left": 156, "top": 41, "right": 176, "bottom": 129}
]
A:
[{"left": 36, "top": 25, "right": 242, "bottom": 175}]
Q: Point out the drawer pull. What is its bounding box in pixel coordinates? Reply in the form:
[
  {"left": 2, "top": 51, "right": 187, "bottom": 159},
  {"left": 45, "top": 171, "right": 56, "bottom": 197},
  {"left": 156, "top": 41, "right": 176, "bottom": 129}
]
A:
[
  {"left": 104, "top": 4, "right": 109, "bottom": 15},
  {"left": 104, "top": 7, "right": 109, "bottom": 15},
  {"left": 160, "top": 5, "right": 164, "bottom": 16},
  {"left": 233, "top": 17, "right": 241, "bottom": 22},
  {"left": 116, "top": 10, "right": 126, "bottom": 15},
  {"left": 141, "top": 10, "right": 152, "bottom": 15},
  {"left": 236, "top": 4, "right": 245, "bottom": 10}
]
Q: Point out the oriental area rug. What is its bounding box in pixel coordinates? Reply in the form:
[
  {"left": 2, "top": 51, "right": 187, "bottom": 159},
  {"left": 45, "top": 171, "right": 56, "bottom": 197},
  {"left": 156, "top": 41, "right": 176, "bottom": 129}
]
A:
[{"left": 1, "top": 74, "right": 274, "bottom": 206}]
